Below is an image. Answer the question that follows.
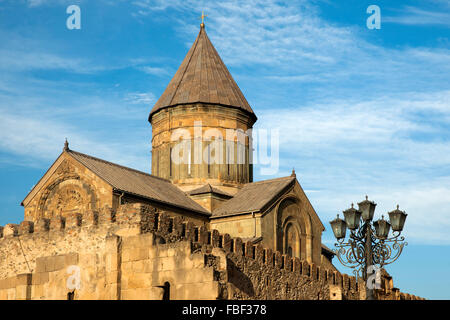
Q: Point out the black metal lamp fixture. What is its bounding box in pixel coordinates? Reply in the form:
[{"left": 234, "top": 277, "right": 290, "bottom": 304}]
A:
[
  {"left": 330, "top": 214, "right": 347, "bottom": 240},
  {"left": 329, "top": 196, "right": 408, "bottom": 300},
  {"left": 388, "top": 205, "right": 408, "bottom": 232}
]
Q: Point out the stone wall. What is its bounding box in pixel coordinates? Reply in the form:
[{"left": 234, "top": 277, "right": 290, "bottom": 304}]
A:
[
  {"left": 151, "top": 104, "right": 255, "bottom": 190},
  {"left": 0, "top": 203, "right": 422, "bottom": 300}
]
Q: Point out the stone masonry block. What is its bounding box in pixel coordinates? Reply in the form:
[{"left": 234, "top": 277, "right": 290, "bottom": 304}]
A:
[
  {"left": 15, "top": 273, "right": 32, "bottom": 286},
  {"left": 293, "top": 257, "right": 301, "bottom": 273},
  {"left": 234, "top": 237, "right": 243, "bottom": 256},
  {"left": 18, "top": 221, "right": 34, "bottom": 235},
  {"left": 84, "top": 209, "right": 100, "bottom": 225},
  {"left": 302, "top": 260, "right": 311, "bottom": 276},
  {"left": 255, "top": 244, "right": 264, "bottom": 263},
  {"left": 342, "top": 274, "right": 349, "bottom": 290},
  {"left": 265, "top": 248, "right": 273, "bottom": 266},
  {"left": 65, "top": 212, "right": 82, "bottom": 228},
  {"left": 211, "top": 229, "right": 220, "bottom": 247},
  {"left": 35, "top": 218, "right": 50, "bottom": 232},
  {"left": 311, "top": 263, "right": 318, "bottom": 280},
  {"left": 245, "top": 242, "right": 254, "bottom": 258},
  {"left": 96, "top": 207, "right": 110, "bottom": 225},
  {"left": 49, "top": 216, "right": 65, "bottom": 231},
  {"left": 35, "top": 257, "right": 46, "bottom": 273},
  {"left": 222, "top": 233, "right": 232, "bottom": 252},
  {"left": 3, "top": 224, "right": 19, "bottom": 237},
  {"left": 284, "top": 255, "right": 293, "bottom": 271},
  {"left": 274, "top": 251, "right": 283, "bottom": 269}
]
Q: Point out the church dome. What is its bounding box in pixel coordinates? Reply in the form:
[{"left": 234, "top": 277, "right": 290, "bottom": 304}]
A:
[
  {"left": 148, "top": 24, "right": 257, "bottom": 123},
  {"left": 149, "top": 24, "right": 257, "bottom": 193}
]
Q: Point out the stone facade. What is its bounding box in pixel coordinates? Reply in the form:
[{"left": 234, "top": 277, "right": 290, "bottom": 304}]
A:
[
  {"left": 22, "top": 153, "right": 113, "bottom": 223},
  {"left": 210, "top": 181, "right": 324, "bottom": 264}
]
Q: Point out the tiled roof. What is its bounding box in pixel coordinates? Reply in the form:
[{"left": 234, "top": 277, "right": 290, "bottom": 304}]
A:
[
  {"left": 149, "top": 25, "right": 256, "bottom": 122},
  {"left": 68, "top": 150, "right": 210, "bottom": 216},
  {"left": 212, "top": 176, "right": 296, "bottom": 217},
  {"left": 187, "top": 184, "right": 233, "bottom": 198}
]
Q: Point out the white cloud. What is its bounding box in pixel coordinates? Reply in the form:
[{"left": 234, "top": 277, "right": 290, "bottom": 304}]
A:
[
  {"left": 0, "top": 103, "right": 150, "bottom": 171},
  {"left": 128, "top": 0, "right": 450, "bottom": 105},
  {"left": 0, "top": 49, "right": 97, "bottom": 74},
  {"left": 27, "top": 0, "right": 81, "bottom": 7},
  {"left": 139, "top": 66, "right": 170, "bottom": 76},
  {"left": 125, "top": 92, "right": 156, "bottom": 104},
  {"left": 384, "top": 6, "right": 450, "bottom": 26},
  {"left": 253, "top": 90, "right": 450, "bottom": 244}
]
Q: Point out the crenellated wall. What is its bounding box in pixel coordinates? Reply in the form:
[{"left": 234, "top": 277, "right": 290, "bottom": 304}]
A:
[{"left": 0, "top": 203, "right": 424, "bottom": 300}]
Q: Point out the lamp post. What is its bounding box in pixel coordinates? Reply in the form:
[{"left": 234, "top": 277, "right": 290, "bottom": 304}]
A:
[{"left": 329, "top": 196, "right": 408, "bottom": 300}]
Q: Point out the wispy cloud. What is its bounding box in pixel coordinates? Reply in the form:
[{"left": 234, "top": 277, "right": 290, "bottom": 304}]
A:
[
  {"left": 138, "top": 66, "right": 170, "bottom": 76},
  {"left": 129, "top": 0, "right": 450, "bottom": 104},
  {"left": 0, "top": 96, "right": 150, "bottom": 171},
  {"left": 125, "top": 92, "right": 156, "bottom": 104},
  {"left": 255, "top": 89, "right": 450, "bottom": 244},
  {"left": 384, "top": 6, "right": 450, "bottom": 27},
  {"left": 26, "top": 0, "right": 81, "bottom": 7}
]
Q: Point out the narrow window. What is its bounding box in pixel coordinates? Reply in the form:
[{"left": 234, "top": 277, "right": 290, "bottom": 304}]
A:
[
  {"left": 207, "top": 143, "right": 211, "bottom": 175},
  {"left": 169, "top": 146, "right": 172, "bottom": 177},
  {"left": 67, "top": 291, "right": 75, "bottom": 300},
  {"left": 163, "top": 282, "right": 170, "bottom": 300},
  {"left": 227, "top": 145, "right": 230, "bottom": 176},
  {"left": 187, "top": 144, "right": 191, "bottom": 176},
  {"left": 156, "top": 150, "right": 159, "bottom": 176}
]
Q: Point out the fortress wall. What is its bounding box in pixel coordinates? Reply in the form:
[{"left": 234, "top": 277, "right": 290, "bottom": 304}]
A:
[
  {"left": 0, "top": 203, "right": 422, "bottom": 300},
  {"left": 126, "top": 204, "right": 361, "bottom": 300}
]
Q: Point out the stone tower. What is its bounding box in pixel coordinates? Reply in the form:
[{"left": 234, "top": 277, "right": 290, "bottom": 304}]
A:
[{"left": 149, "top": 24, "right": 257, "bottom": 194}]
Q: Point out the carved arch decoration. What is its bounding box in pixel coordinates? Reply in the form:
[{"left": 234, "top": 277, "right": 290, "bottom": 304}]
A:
[
  {"left": 34, "top": 160, "right": 98, "bottom": 220},
  {"left": 275, "top": 196, "right": 313, "bottom": 261}
]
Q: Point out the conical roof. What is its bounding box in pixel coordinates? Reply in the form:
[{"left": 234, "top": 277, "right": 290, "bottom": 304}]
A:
[{"left": 149, "top": 25, "right": 256, "bottom": 122}]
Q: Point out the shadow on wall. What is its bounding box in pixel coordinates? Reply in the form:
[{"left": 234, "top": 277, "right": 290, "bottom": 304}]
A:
[{"left": 227, "top": 258, "right": 255, "bottom": 297}]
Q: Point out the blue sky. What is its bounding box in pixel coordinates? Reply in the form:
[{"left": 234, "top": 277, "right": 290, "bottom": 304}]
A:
[{"left": 0, "top": 0, "right": 449, "bottom": 299}]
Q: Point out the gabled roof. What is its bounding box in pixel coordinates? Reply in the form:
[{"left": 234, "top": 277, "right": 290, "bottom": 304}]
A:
[
  {"left": 212, "top": 176, "right": 296, "bottom": 217},
  {"left": 149, "top": 25, "right": 256, "bottom": 122},
  {"left": 67, "top": 150, "right": 210, "bottom": 216},
  {"left": 187, "top": 183, "right": 233, "bottom": 198}
]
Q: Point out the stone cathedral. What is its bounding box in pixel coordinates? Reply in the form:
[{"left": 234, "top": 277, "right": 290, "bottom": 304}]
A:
[{"left": 0, "top": 23, "right": 419, "bottom": 300}]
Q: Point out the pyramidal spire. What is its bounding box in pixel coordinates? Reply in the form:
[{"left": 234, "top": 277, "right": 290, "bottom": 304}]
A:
[{"left": 149, "top": 24, "right": 256, "bottom": 122}]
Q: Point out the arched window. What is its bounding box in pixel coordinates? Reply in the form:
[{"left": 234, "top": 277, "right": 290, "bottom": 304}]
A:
[{"left": 284, "top": 222, "right": 300, "bottom": 258}]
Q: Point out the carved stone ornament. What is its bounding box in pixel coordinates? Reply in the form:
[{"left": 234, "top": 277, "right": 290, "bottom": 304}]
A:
[{"left": 56, "top": 160, "right": 74, "bottom": 176}]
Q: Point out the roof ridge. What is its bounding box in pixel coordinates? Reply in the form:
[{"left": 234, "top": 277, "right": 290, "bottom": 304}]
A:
[
  {"left": 67, "top": 150, "right": 170, "bottom": 183},
  {"left": 188, "top": 183, "right": 233, "bottom": 197},
  {"left": 244, "top": 176, "right": 295, "bottom": 186}
]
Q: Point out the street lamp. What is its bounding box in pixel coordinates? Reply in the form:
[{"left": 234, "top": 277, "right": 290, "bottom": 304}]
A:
[{"left": 329, "top": 196, "right": 408, "bottom": 300}]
